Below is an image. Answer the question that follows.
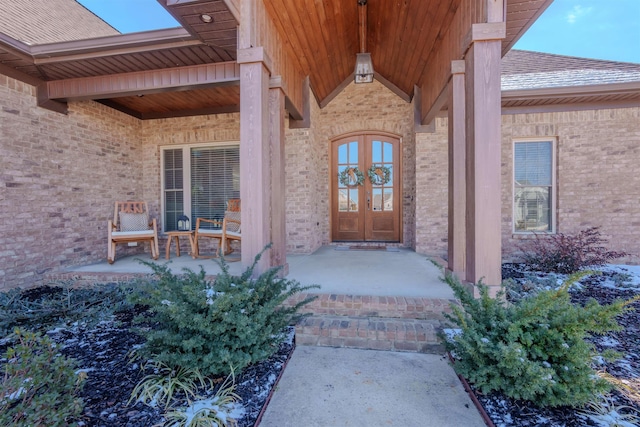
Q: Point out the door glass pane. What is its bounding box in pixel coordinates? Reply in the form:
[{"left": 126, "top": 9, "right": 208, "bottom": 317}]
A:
[
  {"left": 383, "top": 142, "right": 392, "bottom": 162},
  {"left": 383, "top": 188, "right": 393, "bottom": 211},
  {"left": 372, "top": 140, "right": 382, "bottom": 163},
  {"left": 339, "top": 189, "right": 348, "bottom": 211},
  {"left": 338, "top": 145, "right": 347, "bottom": 164},
  {"left": 387, "top": 165, "right": 393, "bottom": 186},
  {"left": 348, "top": 141, "right": 358, "bottom": 163},
  {"left": 372, "top": 188, "right": 382, "bottom": 211},
  {"left": 349, "top": 188, "right": 358, "bottom": 211}
]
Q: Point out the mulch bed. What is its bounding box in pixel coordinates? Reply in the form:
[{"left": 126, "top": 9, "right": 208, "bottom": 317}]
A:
[{"left": 2, "top": 264, "right": 639, "bottom": 426}]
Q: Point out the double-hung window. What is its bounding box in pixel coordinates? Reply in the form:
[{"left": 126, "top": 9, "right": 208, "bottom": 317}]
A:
[
  {"left": 162, "top": 143, "right": 240, "bottom": 232},
  {"left": 513, "top": 139, "right": 556, "bottom": 233}
]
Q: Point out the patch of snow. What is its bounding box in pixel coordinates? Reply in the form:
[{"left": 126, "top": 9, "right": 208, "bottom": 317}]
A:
[
  {"left": 442, "top": 328, "right": 461, "bottom": 343},
  {"left": 598, "top": 336, "right": 620, "bottom": 347},
  {"left": 586, "top": 411, "right": 639, "bottom": 427}
]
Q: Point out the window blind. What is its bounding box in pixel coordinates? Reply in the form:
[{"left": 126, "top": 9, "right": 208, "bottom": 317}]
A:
[{"left": 190, "top": 146, "right": 240, "bottom": 227}]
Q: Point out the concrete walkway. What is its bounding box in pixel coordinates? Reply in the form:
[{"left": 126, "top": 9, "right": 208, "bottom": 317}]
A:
[{"left": 259, "top": 346, "right": 486, "bottom": 427}]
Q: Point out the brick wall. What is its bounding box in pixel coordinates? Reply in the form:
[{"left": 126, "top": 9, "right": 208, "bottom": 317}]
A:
[
  {"left": 0, "top": 75, "right": 143, "bottom": 290},
  {"left": 3, "top": 68, "right": 639, "bottom": 290},
  {"left": 284, "top": 80, "right": 416, "bottom": 253},
  {"left": 501, "top": 108, "right": 640, "bottom": 263},
  {"left": 413, "top": 107, "right": 640, "bottom": 264},
  {"left": 414, "top": 117, "right": 449, "bottom": 257}
]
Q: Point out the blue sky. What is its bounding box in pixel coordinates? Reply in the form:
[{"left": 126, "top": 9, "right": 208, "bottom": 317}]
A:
[{"left": 78, "top": 0, "right": 640, "bottom": 63}]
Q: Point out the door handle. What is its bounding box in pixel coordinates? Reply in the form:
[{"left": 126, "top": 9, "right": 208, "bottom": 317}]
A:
[{"left": 367, "top": 191, "right": 370, "bottom": 210}]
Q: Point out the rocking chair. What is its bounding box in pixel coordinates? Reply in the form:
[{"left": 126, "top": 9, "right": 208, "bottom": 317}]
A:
[
  {"left": 107, "top": 201, "right": 159, "bottom": 264},
  {"left": 192, "top": 199, "right": 241, "bottom": 259}
]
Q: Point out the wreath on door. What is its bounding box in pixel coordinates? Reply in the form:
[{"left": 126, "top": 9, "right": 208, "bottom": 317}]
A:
[
  {"left": 367, "top": 165, "right": 391, "bottom": 185},
  {"left": 338, "top": 167, "right": 365, "bottom": 187}
]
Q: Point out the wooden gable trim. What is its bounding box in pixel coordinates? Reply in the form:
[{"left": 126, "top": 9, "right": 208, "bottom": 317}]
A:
[
  {"left": 46, "top": 62, "right": 240, "bottom": 101},
  {"left": 502, "top": 0, "right": 553, "bottom": 56},
  {"left": 319, "top": 74, "right": 353, "bottom": 109},
  {"left": 374, "top": 72, "right": 411, "bottom": 103}
]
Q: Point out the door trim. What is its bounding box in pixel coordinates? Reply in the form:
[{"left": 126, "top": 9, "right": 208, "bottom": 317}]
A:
[{"left": 328, "top": 131, "right": 403, "bottom": 243}]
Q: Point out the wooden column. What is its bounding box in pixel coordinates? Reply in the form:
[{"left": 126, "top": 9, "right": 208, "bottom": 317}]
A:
[
  {"left": 464, "top": 38, "right": 503, "bottom": 295},
  {"left": 269, "top": 85, "right": 288, "bottom": 274},
  {"left": 447, "top": 60, "right": 466, "bottom": 279},
  {"left": 239, "top": 50, "right": 271, "bottom": 274}
]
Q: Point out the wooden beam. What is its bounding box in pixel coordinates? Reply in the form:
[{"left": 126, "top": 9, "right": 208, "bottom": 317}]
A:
[
  {"left": 222, "top": 0, "right": 241, "bottom": 24},
  {"left": 413, "top": 86, "right": 436, "bottom": 133},
  {"left": 46, "top": 62, "right": 240, "bottom": 100},
  {"left": 421, "top": 80, "right": 449, "bottom": 126},
  {"left": 288, "top": 76, "right": 310, "bottom": 128},
  {"left": 36, "top": 82, "right": 68, "bottom": 114},
  {"left": 237, "top": 47, "right": 272, "bottom": 72},
  {"left": 0, "top": 63, "right": 42, "bottom": 87},
  {"left": 269, "top": 86, "right": 288, "bottom": 273},
  {"left": 461, "top": 22, "right": 506, "bottom": 54},
  {"left": 240, "top": 60, "right": 271, "bottom": 274},
  {"left": 447, "top": 60, "right": 466, "bottom": 279},
  {"left": 465, "top": 39, "right": 502, "bottom": 293}
]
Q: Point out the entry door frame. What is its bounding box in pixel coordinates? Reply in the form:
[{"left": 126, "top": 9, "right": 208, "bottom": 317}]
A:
[{"left": 329, "top": 131, "right": 403, "bottom": 243}]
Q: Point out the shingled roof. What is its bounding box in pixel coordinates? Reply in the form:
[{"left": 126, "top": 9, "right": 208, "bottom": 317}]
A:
[
  {"left": 502, "top": 50, "right": 640, "bottom": 90},
  {"left": 0, "top": 0, "right": 118, "bottom": 45}
]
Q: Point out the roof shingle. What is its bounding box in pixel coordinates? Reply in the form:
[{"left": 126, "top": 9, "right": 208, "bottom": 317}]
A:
[{"left": 0, "top": 0, "right": 119, "bottom": 45}]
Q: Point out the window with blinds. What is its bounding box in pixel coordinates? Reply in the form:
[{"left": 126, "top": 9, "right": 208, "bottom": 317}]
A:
[
  {"left": 161, "top": 144, "right": 240, "bottom": 232},
  {"left": 513, "top": 140, "right": 555, "bottom": 233}
]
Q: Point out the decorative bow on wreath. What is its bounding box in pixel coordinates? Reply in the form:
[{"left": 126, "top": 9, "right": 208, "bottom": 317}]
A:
[
  {"left": 367, "top": 165, "right": 391, "bottom": 185},
  {"left": 338, "top": 167, "right": 365, "bottom": 186}
]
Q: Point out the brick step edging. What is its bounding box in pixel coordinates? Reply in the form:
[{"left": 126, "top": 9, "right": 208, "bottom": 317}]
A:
[
  {"left": 294, "top": 315, "right": 446, "bottom": 354},
  {"left": 285, "top": 293, "right": 457, "bottom": 320}
]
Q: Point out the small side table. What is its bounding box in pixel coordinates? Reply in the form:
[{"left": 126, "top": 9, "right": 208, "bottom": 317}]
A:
[{"left": 165, "top": 231, "right": 195, "bottom": 259}]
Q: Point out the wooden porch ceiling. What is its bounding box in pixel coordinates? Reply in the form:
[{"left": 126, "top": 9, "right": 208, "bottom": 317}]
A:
[{"left": 0, "top": 0, "right": 566, "bottom": 119}]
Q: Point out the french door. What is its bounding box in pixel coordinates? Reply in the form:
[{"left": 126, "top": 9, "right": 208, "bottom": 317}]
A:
[{"left": 331, "top": 133, "right": 401, "bottom": 242}]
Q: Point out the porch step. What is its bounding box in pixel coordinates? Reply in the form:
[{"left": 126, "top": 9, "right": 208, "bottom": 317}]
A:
[
  {"left": 283, "top": 293, "right": 456, "bottom": 321},
  {"left": 294, "top": 315, "right": 446, "bottom": 354},
  {"left": 285, "top": 293, "right": 456, "bottom": 353}
]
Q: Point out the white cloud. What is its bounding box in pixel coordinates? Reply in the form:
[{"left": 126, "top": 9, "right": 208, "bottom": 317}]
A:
[{"left": 566, "top": 5, "right": 594, "bottom": 24}]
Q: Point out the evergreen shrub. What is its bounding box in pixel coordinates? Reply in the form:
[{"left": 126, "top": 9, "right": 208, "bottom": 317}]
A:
[
  {"left": 519, "top": 227, "right": 628, "bottom": 274},
  {"left": 0, "top": 329, "right": 85, "bottom": 426},
  {"left": 442, "top": 272, "right": 638, "bottom": 407},
  {"left": 130, "top": 248, "right": 318, "bottom": 376}
]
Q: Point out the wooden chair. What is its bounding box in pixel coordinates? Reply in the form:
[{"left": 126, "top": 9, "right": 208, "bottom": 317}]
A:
[
  {"left": 107, "top": 201, "right": 159, "bottom": 264},
  {"left": 192, "top": 199, "right": 241, "bottom": 259}
]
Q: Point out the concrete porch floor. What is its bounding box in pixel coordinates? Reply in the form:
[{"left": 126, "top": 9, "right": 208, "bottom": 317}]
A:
[{"left": 60, "top": 246, "right": 453, "bottom": 299}]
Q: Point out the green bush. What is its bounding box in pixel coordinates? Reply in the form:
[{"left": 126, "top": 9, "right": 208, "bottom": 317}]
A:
[
  {"left": 130, "top": 248, "right": 318, "bottom": 376},
  {"left": 0, "top": 329, "right": 86, "bottom": 426},
  {"left": 442, "top": 272, "right": 638, "bottom": 407}
]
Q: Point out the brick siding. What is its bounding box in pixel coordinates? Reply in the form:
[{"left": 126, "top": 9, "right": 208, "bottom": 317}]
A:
[
  {"left": 2, "top": 71, "right": 639, "bottom": 289},
  {"left": 0, "top": 75, "right": 143, "bottom": 290}
]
